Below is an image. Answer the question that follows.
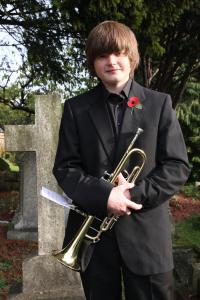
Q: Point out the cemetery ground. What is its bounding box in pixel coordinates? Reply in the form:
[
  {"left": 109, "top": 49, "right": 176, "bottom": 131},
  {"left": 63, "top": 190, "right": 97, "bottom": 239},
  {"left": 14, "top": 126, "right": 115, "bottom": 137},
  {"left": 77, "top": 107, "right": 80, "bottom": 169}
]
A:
[
  {"left": 0, "top": 191, "right": 37, "bottom": 299},
  {"left": 0, "top": 188, "right": 200, "bottom": 299}
]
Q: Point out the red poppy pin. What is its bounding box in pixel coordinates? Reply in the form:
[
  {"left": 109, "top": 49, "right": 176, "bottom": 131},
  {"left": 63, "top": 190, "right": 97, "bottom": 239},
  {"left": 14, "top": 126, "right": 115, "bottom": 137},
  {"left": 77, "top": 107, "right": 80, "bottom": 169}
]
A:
[{"left": 127, "top": 96, "right": 142, "bottom": 114}]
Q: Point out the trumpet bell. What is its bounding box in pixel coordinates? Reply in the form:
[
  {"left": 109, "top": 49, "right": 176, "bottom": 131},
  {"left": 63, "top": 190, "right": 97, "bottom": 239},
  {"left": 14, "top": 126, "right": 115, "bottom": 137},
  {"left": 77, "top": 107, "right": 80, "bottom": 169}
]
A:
[{"left": 52, "top": 248, "right": 80, "bottom": 271}]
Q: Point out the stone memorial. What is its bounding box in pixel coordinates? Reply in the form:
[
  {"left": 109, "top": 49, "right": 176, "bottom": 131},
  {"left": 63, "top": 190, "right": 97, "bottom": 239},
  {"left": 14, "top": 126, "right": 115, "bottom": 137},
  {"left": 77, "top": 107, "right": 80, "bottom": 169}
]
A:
[
  {"left": 7, "top": 152, "right": 37, "bottom": 241},
  {"left": 5, "top": 94, "right": 84, "bottom": 300}
]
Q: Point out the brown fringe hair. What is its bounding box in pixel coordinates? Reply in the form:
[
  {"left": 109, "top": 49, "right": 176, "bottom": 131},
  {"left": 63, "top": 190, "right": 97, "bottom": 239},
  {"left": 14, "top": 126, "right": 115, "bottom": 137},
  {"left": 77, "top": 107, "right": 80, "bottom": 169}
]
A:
[{"left": 85, "top": 21, "right": 140, "bottom": 78}]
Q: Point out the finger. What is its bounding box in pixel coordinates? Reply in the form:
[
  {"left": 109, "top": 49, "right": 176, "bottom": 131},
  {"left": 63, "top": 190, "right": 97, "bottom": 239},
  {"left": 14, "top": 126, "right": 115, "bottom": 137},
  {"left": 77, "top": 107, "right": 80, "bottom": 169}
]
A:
[
  {"left": 117, "top": 173, "right": 127, "bottom": 185},
  {"left": 120, "top": 182, "right": 134, "bottom": 191},
  {"left": 126, "top": 200, "right": 142, "bottom": 210}
]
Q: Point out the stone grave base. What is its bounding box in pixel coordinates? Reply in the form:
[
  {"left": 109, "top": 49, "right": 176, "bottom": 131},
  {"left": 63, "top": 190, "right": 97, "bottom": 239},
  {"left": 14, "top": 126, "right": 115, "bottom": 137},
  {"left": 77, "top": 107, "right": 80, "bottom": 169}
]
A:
[
  {"left": 8, "top": 255, "right": 85, "bottom": 300},
  {"left": 7, "top": 230, "right": 38, "bottom": 242}
]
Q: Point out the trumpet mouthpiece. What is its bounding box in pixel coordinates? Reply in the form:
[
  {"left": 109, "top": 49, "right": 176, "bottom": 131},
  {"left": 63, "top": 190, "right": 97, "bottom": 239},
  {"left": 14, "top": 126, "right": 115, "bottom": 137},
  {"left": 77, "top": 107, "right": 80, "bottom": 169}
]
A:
[{"left": 137, "top": 128, "right": 143, "bottom": 134}]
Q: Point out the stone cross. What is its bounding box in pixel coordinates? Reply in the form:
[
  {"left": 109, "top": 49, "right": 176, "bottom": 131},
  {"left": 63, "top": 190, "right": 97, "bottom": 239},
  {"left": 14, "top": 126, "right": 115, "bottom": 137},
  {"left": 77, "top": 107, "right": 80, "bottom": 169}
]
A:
[
  {"left": 5, "top": 95, "right": 84, "bottom": 299},
  {"left": 5, "top": 94, "right": 65, "bottom": 254}
]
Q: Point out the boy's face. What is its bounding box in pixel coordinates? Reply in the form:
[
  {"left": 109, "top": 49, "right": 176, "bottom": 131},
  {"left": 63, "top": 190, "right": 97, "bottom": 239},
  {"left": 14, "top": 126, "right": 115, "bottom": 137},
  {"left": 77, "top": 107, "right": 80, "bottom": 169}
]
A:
[{"left": 94, "top": 51, "right": 131, "bottom": 92}]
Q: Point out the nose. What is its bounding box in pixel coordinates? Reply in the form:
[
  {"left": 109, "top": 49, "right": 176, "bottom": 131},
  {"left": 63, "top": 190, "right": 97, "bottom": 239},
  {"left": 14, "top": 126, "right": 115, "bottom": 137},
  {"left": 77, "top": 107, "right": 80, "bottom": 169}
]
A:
[{"left": 106, "top": 54, "right": 117, "bottom": 65}]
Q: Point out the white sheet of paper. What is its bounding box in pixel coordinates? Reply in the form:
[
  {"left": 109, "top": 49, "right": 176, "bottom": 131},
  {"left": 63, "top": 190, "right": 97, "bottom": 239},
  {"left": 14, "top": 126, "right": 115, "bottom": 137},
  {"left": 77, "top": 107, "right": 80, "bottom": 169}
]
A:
[{"left": 40, "top": 186, "right": 73, "bottom": 209}]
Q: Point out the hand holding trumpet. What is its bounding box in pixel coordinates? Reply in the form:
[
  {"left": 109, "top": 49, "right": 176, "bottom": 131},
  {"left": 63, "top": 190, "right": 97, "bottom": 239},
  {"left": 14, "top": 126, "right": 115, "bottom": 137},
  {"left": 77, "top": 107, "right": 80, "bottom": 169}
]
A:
[{"left": 107, "top": 173, "right": 143, "bottom": 216}]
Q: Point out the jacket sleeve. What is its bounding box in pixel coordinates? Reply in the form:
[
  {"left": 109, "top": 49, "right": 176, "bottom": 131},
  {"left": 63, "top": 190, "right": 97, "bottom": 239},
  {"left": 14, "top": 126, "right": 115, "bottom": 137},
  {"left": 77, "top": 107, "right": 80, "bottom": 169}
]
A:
[
  {"left": 131, "top": 95, "right": 191, "bottom": 209},
  {"left": 53, "top": 100, "right": 113, "bottom": 217}
]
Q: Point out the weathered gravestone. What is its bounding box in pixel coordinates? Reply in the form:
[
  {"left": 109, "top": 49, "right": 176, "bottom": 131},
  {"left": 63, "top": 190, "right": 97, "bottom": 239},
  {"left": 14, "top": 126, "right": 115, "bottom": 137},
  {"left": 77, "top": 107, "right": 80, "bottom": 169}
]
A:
[
  {"left": 7, "top": 152, "right": 37, "bottom": 241},
  {"left": 5, "top": 94, "right": 84, "bottom": 300}
]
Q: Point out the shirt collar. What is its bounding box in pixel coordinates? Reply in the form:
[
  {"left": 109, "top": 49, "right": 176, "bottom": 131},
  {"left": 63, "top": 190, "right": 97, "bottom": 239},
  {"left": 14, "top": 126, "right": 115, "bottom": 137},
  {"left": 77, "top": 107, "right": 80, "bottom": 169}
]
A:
[
  {"left": 100, "top": 79, "right": 132, "bottom": 104},
  {"left": 122, "top": 78, "right": 132, "bottom": 99}
]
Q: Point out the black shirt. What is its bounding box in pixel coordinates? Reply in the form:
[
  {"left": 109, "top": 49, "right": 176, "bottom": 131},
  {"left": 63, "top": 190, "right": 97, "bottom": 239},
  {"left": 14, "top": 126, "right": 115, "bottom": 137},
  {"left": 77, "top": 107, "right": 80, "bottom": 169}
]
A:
[{"left": 106, "top": 79, "right": 132, "bottom": 137}]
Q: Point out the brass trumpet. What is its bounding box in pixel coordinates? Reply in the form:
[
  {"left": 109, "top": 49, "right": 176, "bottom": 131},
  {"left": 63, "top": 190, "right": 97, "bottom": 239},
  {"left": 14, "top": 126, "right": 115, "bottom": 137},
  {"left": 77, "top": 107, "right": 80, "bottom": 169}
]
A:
[{"left": 53, "top": 128, "right": 146, "bottom": 271}]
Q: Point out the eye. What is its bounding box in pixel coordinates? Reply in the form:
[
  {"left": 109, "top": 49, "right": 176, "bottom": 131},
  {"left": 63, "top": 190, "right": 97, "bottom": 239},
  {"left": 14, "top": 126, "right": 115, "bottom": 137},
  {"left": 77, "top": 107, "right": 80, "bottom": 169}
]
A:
[
  {"left": 114, "top": 52, "right": 121, "bottom": 56},
  {"left": 98, "top": 53, "right": 108, "bottom": 58},
  {"left": 116, "top": 50, "right": 127, "bottom": 57}
]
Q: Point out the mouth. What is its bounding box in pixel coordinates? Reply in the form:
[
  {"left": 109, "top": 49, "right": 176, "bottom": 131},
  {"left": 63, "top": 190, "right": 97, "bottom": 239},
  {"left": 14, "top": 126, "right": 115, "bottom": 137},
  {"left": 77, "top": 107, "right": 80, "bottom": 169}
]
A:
[{"left": 106, "top": 69, "right": 121, "bottom": 73}]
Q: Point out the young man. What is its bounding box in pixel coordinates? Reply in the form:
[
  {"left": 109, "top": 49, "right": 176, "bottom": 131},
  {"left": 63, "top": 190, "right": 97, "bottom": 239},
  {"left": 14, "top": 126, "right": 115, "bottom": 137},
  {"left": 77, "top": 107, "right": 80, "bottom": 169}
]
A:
[{"left": 53, "top": 21, "right": 190, "bottom": 300}]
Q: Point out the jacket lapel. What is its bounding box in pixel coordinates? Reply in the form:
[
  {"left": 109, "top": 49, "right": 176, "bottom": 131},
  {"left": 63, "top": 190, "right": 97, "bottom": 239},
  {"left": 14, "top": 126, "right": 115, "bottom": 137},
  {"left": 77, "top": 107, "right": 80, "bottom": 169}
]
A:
[
  {"left": 86, "top": 81, "right": 146, "bottom": 167},
  {"left": 87, "top": 84, "right": 116, "bottom": 164},
  {"left": 114, "top": 80, "right": 146, "bottom": 163}
]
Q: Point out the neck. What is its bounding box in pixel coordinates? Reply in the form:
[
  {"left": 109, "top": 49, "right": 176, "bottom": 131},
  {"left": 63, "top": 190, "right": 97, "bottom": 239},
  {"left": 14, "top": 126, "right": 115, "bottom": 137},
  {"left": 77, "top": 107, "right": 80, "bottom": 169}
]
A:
[{"left": 103, "top": 79, "right": 129, "bottom": 94}]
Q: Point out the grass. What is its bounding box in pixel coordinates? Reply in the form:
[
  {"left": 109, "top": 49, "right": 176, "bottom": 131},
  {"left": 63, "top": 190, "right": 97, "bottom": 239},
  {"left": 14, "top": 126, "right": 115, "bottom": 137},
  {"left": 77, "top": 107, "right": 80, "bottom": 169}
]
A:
[
  {"left": 0, "top": 261, "right": 12, "bottom": 272},
  {"left": 0, "top": 191, "right": 19, "bottom": 211},
  {"left": 181, "top": 183, "right": 200, "bottom": 200},
  {"left": 173, "top": 215, "right": 200, "bottom": 248},
  {"left": 2, "top": 158, "right": 19, "bottom": 172},
  {"left": 0, "top": 238, "right": 37, "bottom": 296},
  {"left": 0, "top": 261, "right": 12, "bottom": 291},
  {"left": 0, "top": 277, "right": 7, "bottom": 289}
]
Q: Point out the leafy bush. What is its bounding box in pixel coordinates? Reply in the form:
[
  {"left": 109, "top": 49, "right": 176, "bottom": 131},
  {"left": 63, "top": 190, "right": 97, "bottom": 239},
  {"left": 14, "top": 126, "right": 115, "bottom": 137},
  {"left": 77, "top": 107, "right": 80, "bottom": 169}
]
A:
[
  {"left": 0, "top": 277, "right": 7, "bottom": 289},
  {"left": 176, "top": 99, "right": 200, "bottom": 182},
  {"left": 0, "top": 158, "right": 9, "bottom": 171},
  {"left": 173, "top": 215, "right": 200, "bottom": 248},
  {"left": 181, "top": 184, "right": 200, "bottom": 200}
]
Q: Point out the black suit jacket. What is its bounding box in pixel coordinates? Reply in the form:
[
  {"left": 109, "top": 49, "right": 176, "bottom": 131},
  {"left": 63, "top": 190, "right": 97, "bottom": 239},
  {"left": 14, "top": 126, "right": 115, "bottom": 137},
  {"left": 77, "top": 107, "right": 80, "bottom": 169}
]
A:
[{"left": 53, "top": 80, "right": 190, "bottom": 275}]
